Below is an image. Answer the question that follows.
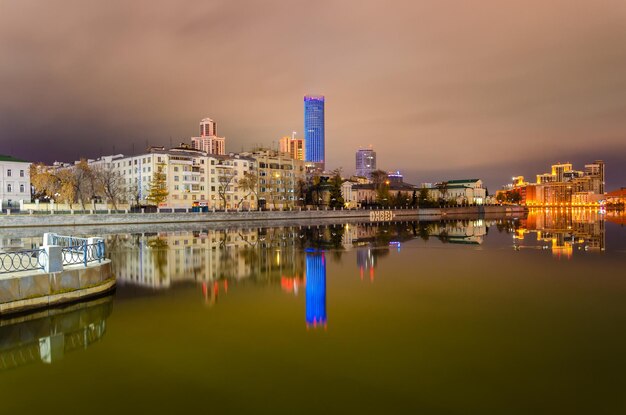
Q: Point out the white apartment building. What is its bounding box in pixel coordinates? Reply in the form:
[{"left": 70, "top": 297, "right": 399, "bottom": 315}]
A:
[
  {"left": 107, "top": 146, "right": 257, "bottom": 209},
  {"left": 0, "top": 155, "right": 31, "bottom": 209}
]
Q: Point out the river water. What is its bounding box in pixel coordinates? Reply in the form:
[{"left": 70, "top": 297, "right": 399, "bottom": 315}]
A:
[{"left": 1, "top": 210, "right": 625, "bottom": 414}]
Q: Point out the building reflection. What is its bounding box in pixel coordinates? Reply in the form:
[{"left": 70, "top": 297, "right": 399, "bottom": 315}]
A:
[
  {"left": 108, "top": 227, "right": 305, "bottom": 290},
  {"left": 514, "top": 209, "right": 605, "bottom": 257},
  {"left": 0, "top": 296, "right": 113, "bottom": 370},
  {"left": 104, "top": 220, "right": 507, "bottom": 327},
  {"left": 305, "top": 251, "right": 327, "bottom": 329}
]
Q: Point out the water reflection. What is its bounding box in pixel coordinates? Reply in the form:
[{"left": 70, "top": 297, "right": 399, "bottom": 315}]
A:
[
  {"left": 103, "top": 215, "right": 610, "bottom": 325},
  {"left": 514, "top": 209, "right": 606, "bottom": 257},
  {"left": 0, "top": 296, "right": 113, "bottom": 370},
  {"left": 305, "top": 251, "right": 327, "bottom": 329},
  {"left": 108, "top": 221, "right": 495, "bottom": 290}
]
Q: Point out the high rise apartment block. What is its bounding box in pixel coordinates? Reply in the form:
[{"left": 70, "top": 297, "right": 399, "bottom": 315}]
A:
[
  {"left": 355, "top": 148, "right": 376, "bottom": 178},
  {"left": 191, "top": 117, "right": 226, "bottom": 155},
  {"left": 279, "top": 136, "right": 306, "bottom": 161}
]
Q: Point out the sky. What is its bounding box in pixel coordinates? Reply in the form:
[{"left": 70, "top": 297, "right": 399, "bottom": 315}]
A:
[{"left": 1, "top": 0, "right": 625, "bottom": 191}]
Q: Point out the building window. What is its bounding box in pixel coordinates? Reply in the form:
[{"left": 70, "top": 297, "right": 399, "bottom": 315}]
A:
[
  {"left": 7, "top": 169, "right": 11, "bottom": 177},
  {"left": 20, "top": 170, "right": 24, "bottom": 177},
  {"left": 20, "top": 184, "right": 24, "bottom": 193},
  {"left": 7, "top": 184, "right": 12, "bottom": 192}
]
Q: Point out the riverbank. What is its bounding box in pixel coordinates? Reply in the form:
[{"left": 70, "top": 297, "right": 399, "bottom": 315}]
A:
[
  {"left": 0, "top": 205, "right": 526, "bottom": 229},
  {"left": 0, "top": 260, "right": 115, "bottom": 315}
]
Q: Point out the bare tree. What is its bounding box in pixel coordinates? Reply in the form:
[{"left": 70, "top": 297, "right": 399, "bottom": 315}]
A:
[
  {"left": 93, "top": 164, "right": 125, "bottom": 210},
  {"left": 217, "top": 165, "right": 237, "bottom": 209},
  {"left": 126, "top": 182, "right": 142, "bottom": 207},
  {"left": 237, "top": 171, "right": 258, "bottom": 209},
  {"left": 72, "top": 159, "right": 95, "bottom": 210}
]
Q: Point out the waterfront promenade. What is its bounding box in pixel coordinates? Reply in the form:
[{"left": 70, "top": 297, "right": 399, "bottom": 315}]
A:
[{"left": 0, "top": 205, "right": 526, "bottom": 229}]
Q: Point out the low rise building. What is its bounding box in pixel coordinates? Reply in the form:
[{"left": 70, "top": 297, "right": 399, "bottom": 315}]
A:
[
  {"left": 430, "top": 179, "right": 487, "bottom": 205},
  {"left": 0, "top": 155, "right": 31, "bottom": 209}
]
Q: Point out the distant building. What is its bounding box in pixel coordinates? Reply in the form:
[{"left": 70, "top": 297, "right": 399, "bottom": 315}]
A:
[
  {"left": 511, "top": 160, "right": 606, "bottom": 206},
  {"left": 341, "top": 180, "right": 359, "bottom": 209},
  {"left": 304, "top": 95, "right": 325, "bottom": 170},
  {"left": 355, "top": 148, "right": 376, "bottom": 178},
  {"left": 191, "top": 117, "right": 226, "bottom": 155},
  {"left": 0, "top": 154, "right": 31, "bottom": 209},
  {"left": 430, "top": 179, "right": 486, "bottom": 205},
  {"left": 352, "top": 176, "right": 416, "bottom": 207},
  {"left": 606, "top": 188, "right": 626, "bottom": 206},
  {"left": 279, "top": 135, "right": 305, "bottom": 161}
]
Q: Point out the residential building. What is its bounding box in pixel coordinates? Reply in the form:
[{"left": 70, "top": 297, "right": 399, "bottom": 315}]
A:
[
  {"left": 191, "top": 117, "right": 226, "bottom": 155},
  {"left": 355, "top": 148, "right": 376, "bottom": 179},
  {"left": 279, "top": 135, "right": 306, "bottom": 161},
  {"left": 108, "top": 146, "right": 256, "bottom": 209},
  {"left": 304, "top": 95, "right": 325, "bottom": 171},
  {"left": 242, "top": 149, "right": 306, "bottom": 209},
  {"left": 0, "top": 154, "right": 31, "bottom": 209}
]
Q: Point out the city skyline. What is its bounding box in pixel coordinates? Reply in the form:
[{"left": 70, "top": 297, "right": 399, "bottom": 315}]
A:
[{"left": 1, "top": 1, "right": 626, "bottom": 191}]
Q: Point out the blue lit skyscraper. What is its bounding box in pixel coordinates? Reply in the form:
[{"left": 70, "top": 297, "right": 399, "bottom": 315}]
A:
[{"left": 304, "top": 95, "right": 325, "bottom": 170}]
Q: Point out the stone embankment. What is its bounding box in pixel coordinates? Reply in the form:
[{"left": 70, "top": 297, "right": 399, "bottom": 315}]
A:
[
  {"left": 0, "top": 206, "right": 526, "bottom": 229},
  {"left": 0, "top": 234, "right": 115, "bottom": 315}
]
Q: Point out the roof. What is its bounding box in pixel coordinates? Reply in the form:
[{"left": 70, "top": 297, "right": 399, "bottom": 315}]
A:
[
  {"left": 607, "top": 188, "right": 626, "bottom": 197},
  {"left": 352, "top": 182, "right": 416, "bottom": 191},
  {"left": 446, "top": 179, "right": 480, "bottom": 184},
  {"left": 0, "top": 154, "right": 29, "bottom": 163}
]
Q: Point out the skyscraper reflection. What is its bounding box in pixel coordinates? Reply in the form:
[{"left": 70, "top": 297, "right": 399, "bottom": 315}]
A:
[{"left": 305, "top": 251, "right": 327, "bottom": 329}]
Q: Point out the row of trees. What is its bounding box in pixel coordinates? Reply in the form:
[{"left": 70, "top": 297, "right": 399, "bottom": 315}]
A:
[
  {"left": 31, "top": 160, "right": 127, "bottom": 210},
  {"left": 495, "top": 189, "right": 522, "bottom": 204},
  {"left": 30, "top": 160, "right": 171, "bottom": 210},
  {"left": 296, "top": 169, "right": 345, "bottom": 209}
]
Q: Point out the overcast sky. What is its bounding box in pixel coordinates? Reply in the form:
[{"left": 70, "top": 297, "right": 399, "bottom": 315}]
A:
[{"left": 1, "top": 0, "right": 625, "bottom": 190}]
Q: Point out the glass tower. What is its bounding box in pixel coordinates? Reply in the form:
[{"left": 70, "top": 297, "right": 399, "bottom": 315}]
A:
[
  {"left": 304, "top": 95, "right": 325, "bottom": 169},
  {"left": 355, "top": 148, "right": 376, "bottom": 178}
]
